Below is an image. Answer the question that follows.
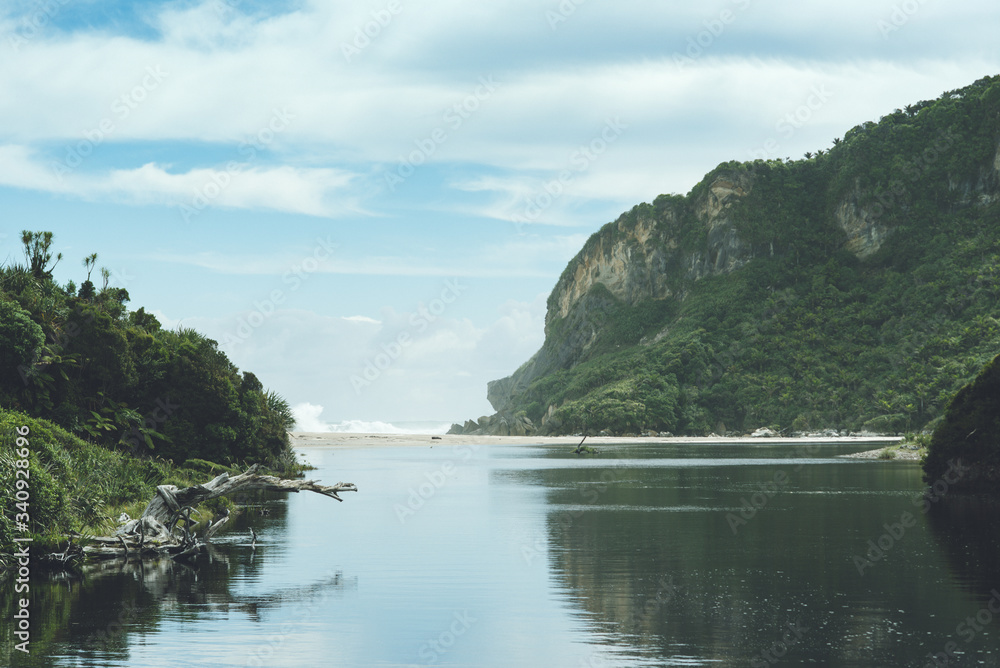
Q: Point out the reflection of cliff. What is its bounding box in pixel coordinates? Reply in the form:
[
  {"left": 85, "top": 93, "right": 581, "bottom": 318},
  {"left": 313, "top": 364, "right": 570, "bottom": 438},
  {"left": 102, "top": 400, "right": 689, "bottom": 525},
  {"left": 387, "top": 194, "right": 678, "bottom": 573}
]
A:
[
  {"left": 530, "top": 457, "right": 986, "bottom": 665},
  {"left": 926, "top": 495, "right": 1000, "bottom": 600}
]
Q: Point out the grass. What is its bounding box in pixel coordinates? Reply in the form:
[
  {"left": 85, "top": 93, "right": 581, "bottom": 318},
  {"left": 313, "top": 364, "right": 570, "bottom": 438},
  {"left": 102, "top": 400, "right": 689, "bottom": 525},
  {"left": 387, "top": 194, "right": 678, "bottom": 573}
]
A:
[{"left": 0, "top": 409, "right": 290, "bottom": 561}]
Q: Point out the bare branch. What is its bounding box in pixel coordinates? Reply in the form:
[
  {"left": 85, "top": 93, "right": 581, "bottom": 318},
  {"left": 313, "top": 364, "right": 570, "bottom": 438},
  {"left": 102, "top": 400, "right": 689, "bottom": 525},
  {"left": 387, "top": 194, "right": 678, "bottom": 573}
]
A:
[{"left": 74, "top": 465, "right": 356, "bottom": 561}]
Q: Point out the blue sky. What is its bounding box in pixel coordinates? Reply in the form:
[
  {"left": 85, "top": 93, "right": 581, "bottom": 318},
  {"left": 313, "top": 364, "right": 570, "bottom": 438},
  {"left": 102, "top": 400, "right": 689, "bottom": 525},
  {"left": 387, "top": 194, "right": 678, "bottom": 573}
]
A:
[{"left": 1, "top": 0, "right": 998, "bottom": 430}]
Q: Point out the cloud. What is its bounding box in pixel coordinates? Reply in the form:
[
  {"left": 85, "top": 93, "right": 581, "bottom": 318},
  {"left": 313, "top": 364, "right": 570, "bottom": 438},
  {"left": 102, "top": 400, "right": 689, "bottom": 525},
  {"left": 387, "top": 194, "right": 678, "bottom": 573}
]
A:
[
  {"left": 0, "top": 145, "right": 359, "bottom": 217},
  {"left": 163, "top": 290, "right": 548, "bottom": 422},
  {"left": 2, "top": 0, "right": 997, "bottom": 202},
  {"left": 145, "top": 232, "right": 587, "bottom": 279},
  {"left": 343, "top": 315, "right": 381, "bottom": 325}
]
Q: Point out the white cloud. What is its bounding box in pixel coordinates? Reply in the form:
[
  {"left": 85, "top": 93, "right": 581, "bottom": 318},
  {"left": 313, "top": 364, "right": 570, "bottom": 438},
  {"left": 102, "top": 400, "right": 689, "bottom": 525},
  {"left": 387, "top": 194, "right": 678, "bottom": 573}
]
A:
[
  {"left": 145, "top": 233, "right": 585, "bottom": 279},
  {"left": 343, "top": 315, "right": 381, "bottom": 325},
  {"left": 1, "top": 0, "right": 997, "bottom": 209},
  {"left": 0, "top": 145, "right": 359, "bottom": 217},
  {"left": 160, "top": 290, "right": 547, "bottom": 423}
]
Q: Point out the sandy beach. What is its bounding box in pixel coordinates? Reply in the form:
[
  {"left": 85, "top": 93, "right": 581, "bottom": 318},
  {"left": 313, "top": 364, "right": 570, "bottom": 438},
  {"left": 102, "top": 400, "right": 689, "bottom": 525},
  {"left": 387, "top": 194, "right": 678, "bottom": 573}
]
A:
[{"left": 290, "top": 432, "right": 904, "bottom": 449}]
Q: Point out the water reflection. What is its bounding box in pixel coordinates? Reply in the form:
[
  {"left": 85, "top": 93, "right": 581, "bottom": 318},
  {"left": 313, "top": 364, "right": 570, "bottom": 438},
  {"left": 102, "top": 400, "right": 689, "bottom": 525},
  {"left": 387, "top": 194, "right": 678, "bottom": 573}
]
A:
[
  {"left": 9, "top": 442, "right": 1000, "bottom": 666},
  {"left": 527, "top": 444, "right": 1000, "bottom": 666},
  {"left": 927, "top": 494, "right": 1000, "bottom": 599},
  {"left": 1, "top": 499, "right": 357, "bottom": 668}
]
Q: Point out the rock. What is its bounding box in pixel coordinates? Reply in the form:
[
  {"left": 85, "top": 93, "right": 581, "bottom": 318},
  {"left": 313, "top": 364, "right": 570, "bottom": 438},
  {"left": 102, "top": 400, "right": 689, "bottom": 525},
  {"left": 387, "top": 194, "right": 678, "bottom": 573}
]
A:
[
  {"left": 750, "top": 427, "right": 777, "bottom": 438},
  {"left": 658, "top": 431, "right": 673, "bottom": 438},
  {"left": 449, "top": 411, "right": 537, "bottom": 437},
  {"left": 835, "top": 189, "right": 891, "bottom": 259},
  {"left": 485, "top": 173, "right": 755, "bottom": 417},
  {"left": 541, "top": 405, "right": 558, "bottom": 426},
  {"left": 509, "top": 415, "right": 533, "bottom": 436}
]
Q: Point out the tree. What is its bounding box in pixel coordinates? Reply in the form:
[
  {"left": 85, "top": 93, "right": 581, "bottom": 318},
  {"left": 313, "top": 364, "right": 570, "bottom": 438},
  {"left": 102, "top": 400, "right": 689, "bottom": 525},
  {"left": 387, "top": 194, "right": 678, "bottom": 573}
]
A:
[
  {"left": 83, "top": 253, "right": 98, "bottom": 282},
  {"left": 0, "top": 300, "right": 45, "bottom": 391},
  {"left": 79, "top": 253, "right": 98, "bottom": 300},
  {"left": 21, "top": 230, "right": 62, "bottom": 280}
]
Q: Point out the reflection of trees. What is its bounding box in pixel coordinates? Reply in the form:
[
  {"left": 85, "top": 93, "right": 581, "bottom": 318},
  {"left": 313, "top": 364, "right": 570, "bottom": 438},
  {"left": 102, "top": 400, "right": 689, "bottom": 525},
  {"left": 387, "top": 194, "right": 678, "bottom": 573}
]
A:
[
  {"left": 530, "top": 455, "right": 985, "bottom": 666},
  {"left": 0, "top": 499, "right": 356, "bottom": 667},
  {"left": 926, "top": 495, "right": 1000, "bottom": 601}
]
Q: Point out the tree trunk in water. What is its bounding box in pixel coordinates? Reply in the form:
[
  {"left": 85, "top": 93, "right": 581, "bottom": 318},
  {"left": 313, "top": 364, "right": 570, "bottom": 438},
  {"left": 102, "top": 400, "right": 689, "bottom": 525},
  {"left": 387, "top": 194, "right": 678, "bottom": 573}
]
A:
[{"left": 78, "top": 464, "right": 357, "bottom": 561}]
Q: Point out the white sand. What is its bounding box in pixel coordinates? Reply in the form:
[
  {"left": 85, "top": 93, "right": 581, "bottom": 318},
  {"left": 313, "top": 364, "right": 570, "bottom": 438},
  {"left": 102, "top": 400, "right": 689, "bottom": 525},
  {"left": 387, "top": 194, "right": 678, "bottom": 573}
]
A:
[{"left": 290, "top": 432, "right": 903, "bottom": 450}]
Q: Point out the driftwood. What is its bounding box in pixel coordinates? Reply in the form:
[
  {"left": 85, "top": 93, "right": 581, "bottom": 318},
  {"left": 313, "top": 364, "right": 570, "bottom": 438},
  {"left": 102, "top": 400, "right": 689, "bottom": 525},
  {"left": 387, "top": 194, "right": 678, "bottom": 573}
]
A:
[{"left": 77, "top": 464, "right": 357, "bottom": 561}]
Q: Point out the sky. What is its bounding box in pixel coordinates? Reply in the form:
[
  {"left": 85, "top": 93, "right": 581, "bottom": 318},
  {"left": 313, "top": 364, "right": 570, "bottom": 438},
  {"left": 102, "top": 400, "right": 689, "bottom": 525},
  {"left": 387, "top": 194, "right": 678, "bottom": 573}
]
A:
[{"left": 1, "top": 0, "right": 998, "bottom": 432}]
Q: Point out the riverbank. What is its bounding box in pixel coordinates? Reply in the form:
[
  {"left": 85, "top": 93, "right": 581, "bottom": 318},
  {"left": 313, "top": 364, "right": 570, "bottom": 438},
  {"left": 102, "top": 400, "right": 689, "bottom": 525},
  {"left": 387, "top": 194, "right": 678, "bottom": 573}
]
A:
[
  {"left": 291, "top": 432, "right": 903, "bottom": 449},
  {"left": 840, "top": 444, "right": 925, "bottom": 460}
]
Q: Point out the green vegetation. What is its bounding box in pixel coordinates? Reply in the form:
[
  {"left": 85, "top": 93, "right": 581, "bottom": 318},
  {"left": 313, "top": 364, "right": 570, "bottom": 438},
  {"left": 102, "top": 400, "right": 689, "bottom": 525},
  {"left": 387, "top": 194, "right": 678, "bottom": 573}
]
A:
[
  {"left": 507, "top": 75, "right": 1000, "bottom": 437},
  {"left": 923, "top": 353, "right": 1000, "bottom": 490},
  {"left": 1, "top": 232, "right": 303, "bottom": 558},
  {"left": 0, "top": 409, "right": 247, "bottom": 562}
]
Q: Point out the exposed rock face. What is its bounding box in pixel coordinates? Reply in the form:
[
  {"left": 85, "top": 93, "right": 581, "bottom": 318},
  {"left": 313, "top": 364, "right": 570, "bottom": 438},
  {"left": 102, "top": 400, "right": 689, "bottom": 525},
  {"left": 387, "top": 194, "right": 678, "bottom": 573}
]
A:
[
  {"left": 489, "top": 171, "right": 755, "bottom": 416},
  {"left": 547, "top": 173, "right": 755, "bottom": 328},
  {"left": 548, "top": 209, "right": 677, "bottom": 324},
  {"left": 448, "top": 413, "right": 534, "bottom": 436},
  {"left": 472, "top": 106, "right": 1000, "bottom": 431},
  {"left": 690, "top": 177, "right": 755, "bottom": 281},
  {"left": 835, "top": 187, "right": 890, "bottom": 260},
  {"left": 950, "top": 141, "right": 1000, "bottom": 207},
  {"left": 836, "top": 141, "right": 1000, "bottom": 260}
]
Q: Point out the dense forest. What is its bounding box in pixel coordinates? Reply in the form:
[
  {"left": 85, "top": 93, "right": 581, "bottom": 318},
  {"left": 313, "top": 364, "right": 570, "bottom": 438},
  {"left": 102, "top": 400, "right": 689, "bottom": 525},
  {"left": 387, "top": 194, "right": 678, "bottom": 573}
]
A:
[
  {"left": 0, "top": 232, "right": 297, "bottom": 552},
  {"left": 486, "top": 75, "right": 1000, "bottom": 439}
]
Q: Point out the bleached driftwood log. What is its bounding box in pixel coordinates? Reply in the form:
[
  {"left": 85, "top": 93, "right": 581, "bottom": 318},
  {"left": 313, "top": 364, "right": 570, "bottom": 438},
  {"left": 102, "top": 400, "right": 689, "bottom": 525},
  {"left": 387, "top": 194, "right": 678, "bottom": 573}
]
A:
[{"left": 79, "top": 464, "right": 357, "bottom": 561}]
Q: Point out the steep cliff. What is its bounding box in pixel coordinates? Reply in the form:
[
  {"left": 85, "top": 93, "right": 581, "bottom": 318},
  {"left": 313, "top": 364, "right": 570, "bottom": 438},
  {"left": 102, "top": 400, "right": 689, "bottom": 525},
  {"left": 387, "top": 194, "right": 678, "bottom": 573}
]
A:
[
  {"left": 487, "top": 170, "right": 760, "bottom": 417},
  {"left": 472, "top": 75, "right": 1000, "bottom": 437}
]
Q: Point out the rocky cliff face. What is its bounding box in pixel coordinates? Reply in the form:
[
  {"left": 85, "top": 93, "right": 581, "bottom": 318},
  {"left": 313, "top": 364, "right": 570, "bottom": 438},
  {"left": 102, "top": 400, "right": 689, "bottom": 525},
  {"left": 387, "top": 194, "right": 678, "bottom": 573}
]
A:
[
  {"left": 834, "top": 186, "right": 892, "bottom": 260},
  {"left": 488, "top": 170, "right": 757, "bottom": 416},
  {"left": 546, "top": 172, "right": 755, "bottom": 330},
  {"left": 487, "top": 137, "right": 1000, "bottom": 419},
  {"left": 836, "top": 141, "right": 1000, "bottom": 259},
  {"left": 472, "top": 78, "right": 1000, "bottom": 432}
]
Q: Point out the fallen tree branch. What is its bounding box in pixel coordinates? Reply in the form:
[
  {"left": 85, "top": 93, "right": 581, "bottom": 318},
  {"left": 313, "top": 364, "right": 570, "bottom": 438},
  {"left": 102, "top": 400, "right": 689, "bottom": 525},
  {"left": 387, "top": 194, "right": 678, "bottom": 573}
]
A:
[{"left": 76, "top": 464, "right": 357, "bottom": 561}]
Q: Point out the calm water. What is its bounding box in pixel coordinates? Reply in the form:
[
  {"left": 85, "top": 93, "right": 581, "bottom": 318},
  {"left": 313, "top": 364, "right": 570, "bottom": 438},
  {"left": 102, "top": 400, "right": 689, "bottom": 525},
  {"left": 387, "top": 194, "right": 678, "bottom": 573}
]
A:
[{"left": 5, "top": 441, "right": 1000, "bottom": 667}]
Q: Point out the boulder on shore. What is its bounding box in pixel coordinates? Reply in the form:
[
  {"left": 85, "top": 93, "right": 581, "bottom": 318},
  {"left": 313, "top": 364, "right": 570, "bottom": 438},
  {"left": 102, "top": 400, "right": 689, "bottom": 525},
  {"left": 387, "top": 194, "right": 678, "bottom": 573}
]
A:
[{"left": 448, "top": 412, "right": 535, "bottom": 436}]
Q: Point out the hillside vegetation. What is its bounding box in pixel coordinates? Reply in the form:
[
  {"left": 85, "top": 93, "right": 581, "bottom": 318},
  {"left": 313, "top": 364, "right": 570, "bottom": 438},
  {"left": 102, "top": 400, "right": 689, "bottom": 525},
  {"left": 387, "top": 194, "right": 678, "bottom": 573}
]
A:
[
  {"left": 1, "top": 232, "right": 298, "bottom": 554},
  {"left": 484, "top": 75, "right": 1000, "bottom": 438},
  {"left": 0, "top": 233, "right": 295, "bottom": 466}
]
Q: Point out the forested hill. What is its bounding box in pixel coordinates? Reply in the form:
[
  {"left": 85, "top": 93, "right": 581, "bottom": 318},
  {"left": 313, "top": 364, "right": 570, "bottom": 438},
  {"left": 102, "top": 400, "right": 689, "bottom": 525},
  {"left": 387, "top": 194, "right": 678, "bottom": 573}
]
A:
[
  {"left": 0, "top": 233, "right": 295, "bottom": 467},
  {"left": 482, "top": 75, "right": 1000, "bottom": 437}
]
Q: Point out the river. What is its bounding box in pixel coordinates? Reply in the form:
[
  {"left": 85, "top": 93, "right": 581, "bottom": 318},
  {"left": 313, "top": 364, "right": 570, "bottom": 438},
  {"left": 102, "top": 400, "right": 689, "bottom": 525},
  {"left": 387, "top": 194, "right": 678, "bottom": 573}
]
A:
[{"left": 5, "top": 440, "right": 1000, "bottom": 667}]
